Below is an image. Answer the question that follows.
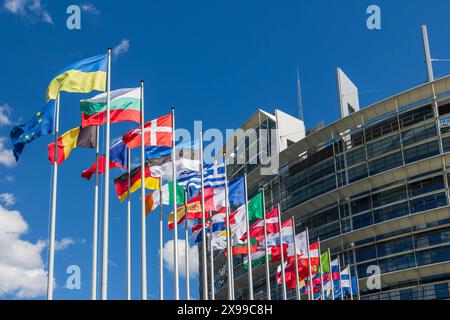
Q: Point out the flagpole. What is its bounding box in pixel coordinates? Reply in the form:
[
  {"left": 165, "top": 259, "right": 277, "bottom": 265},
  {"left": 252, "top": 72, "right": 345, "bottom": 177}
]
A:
[
  {"left": 328, "top": 249, "right": 335, "bottom": 300},
  {"left": 140, "top": 80, "right": 147, "bottom": 300},
  {"left": 47, "top": 93, "right": 60, "bottom": 300},
  {"left": 126, "top": 147, "right": 132, "bottom": 300},
  {"left": 91, "top": 125, "right": 100, "bottom": 300},
  {"left": 338, "top": 256, "right": 344, "bottom": 299},
  {"left": 184, "top": 190, "right": 190, "bottom": 300},
  {"left": 209, "top": 211, "right": 215, "bottom": 300},
  {"left": 199, "top": 129, "right": 208, "bottom": 300},
  {"left": 305, "top": 228, "right": 314, "bottom": 300},
  {"left": 171, "top": 107, "right": 180, "bottom": 300},
  {"left": 318, "top": 238, "right": 325, "bottom": 300},
  {"left": 348, "top": 265, "right": 354, "bottom": 300},
  {"left": 159, "top": 179, "right": 164, "bottom": 300},
  {"left": 277, "top": 203, "right": 287, "bottom": 300},
  {"left": 291, "top": 217, "right": 300, "bottom": 300},
  {"left": 223, "top": 153, "right": 234, "bottom": 300},
  {"left": 260, "top": 188, "right": 271, "bottom": 300},
  {"left": 100, "top": 47, "right": 112, "bottom": 300},
  {"left": 243, "top": 172, "right": 254, "bottom": 300}
]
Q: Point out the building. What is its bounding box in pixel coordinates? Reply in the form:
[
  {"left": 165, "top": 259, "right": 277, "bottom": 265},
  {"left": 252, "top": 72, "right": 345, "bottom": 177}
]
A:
[{"left": 211, "top": 74, "right": 450, "bottom": 300}]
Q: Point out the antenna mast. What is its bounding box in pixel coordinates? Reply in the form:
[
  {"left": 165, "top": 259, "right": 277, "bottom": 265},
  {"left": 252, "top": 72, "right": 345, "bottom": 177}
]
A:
[{"left": 297, "top": 67, "right": 304, "bottom": 121}]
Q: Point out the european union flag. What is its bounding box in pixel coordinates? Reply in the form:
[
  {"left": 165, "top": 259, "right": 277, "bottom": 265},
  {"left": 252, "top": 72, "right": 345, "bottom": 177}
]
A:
[{"left": 10, "top": 100, "right": 55, "bottom": 161}]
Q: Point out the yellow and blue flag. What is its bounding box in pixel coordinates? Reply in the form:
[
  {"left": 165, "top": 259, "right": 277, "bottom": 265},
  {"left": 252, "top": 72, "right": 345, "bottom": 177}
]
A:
[
  {"left": 46, "top": 54, "right": 107, "bottom": 101},
  {"left": 10, "top": 100, "right": 55, "bottom": 161}
]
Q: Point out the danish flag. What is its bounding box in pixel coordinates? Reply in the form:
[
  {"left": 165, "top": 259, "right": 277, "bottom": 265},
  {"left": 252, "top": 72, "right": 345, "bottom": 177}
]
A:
[{"left": 122, "top": 113, "right": 173, "bottom": 149}]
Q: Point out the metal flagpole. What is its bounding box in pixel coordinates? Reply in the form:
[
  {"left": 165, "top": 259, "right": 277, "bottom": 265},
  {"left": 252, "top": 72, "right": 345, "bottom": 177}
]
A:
[
  {"left": 91, "top": 125, "right": 100, "bottom": 300},
  {"left": 421, "top": 25, "right": 434, "bottom": 82},
  {"left": 47, "top": 93, "right": 60, "bottom": 300},
  {"left": 328, "top": 249, "right": 335, "bottom": 300},
  {"left": 159, "top": 178, "right": 164, "bottom": 300},
  {"left": 171, "top": 107, "right": 180, "bottom": 300},
  {"left": 318, "top": 238, "right": 325, "bottom": 300},
  {"left": 199, "top": 130, "right": 208, "bottom": 300},
  {"left": 101, "top": 47, "right": 112, "bottom": 300},
  {"left": 277, "top": 203, "right": 287, "bottom": 300},
  {"left": 126, "top": 148, "right": 132, "bottom": 300},
  {"left": 140, "top": 80, "right": 147, "bottom": 300},
  {"left": 305, "top": 228, "right": 314, "bottom": 300},
  {"left": 209, "top": 212, "right": 215, "bottom": 300},
  {"left": 184, "top": 190, "right": 190, "bottom": 300},
  {"left": 348, "top": 265, "right": 354, "bottom": 300},
  {"left": 260, "top": 188, "right": 271, "bottom": 300},
  {"left": 338, "top": 256, "right": 344, "bottom": 300},
  {"left": 355, "top": 264, "right": 361, "bottom": 300},
  {"left": 223, "top": 154, "right": 233, "bottom": 300},
  {"left": 291, "top": 217, "right": 300, "bottom": 300},
  {"left": 243, "top": 173, "right": 254, "bottom": 300}
]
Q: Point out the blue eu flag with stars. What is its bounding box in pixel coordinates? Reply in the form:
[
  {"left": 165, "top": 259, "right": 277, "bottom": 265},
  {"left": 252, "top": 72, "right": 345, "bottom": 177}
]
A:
[{"left": 10, "top": 100, "right": 55, "bottom": 161}]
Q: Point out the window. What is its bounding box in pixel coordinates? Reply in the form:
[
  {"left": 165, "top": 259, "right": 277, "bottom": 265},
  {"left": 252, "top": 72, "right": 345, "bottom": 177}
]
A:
[
  {"left": 402, "top": 122, "right": 437, "bottom": 147},
  {"left": 369, "top": 151, "right": 403, "bottom": 175},
  {"left": 404, "top": 140, "right": 439, "bottom": 164},
  {"left": 366, "top": 135, "right": 401, "bottom": 159}
]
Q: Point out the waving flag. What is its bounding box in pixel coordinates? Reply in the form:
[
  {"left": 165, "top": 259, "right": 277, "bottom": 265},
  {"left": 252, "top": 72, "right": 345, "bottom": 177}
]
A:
[
  {"left": 178, "top": 161, "right": 226, "bottom": 193},
  {"left": 287, "top": 230, "right": 308, "bottom": 257},
  {"left": 114, "top": 164, "right": 160, "bottom": 202},
  {"left": 48, "top": 126, "right": 96, "bottom": 164},
  {"left": 81, "top": 87, "right": 141, "bottom": 127},
  {"left": 46, "top": 54, "right": 107, "bottom": 101},
  {"left": 10, "top": 100, "right": 55, "bottom": 161},
  {"left": 81, "top": 138, "right": 127, "bottom": 180},
  {"left": 122, "top": 113, "right": 173, "bottom": 148},
  {"left": 241, "top": 206, "right": 278, "bottom": 242},
  {"left": 228, "top": 176, "right": 245, "bottom": 207},
  {"left": 168, "top": 205, "right": 186, "bottom": 230}
]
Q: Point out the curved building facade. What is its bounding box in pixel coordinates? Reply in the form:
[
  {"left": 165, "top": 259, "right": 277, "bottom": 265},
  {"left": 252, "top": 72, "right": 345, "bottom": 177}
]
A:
[{"left": 213, "top": 75, "right": 450, "bottom": 300}]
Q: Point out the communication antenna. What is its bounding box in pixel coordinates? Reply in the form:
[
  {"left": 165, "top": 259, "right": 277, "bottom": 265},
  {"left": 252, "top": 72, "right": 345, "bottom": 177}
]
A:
[{"left": 297, "top": 67, "right": 304, "bottom": 121}]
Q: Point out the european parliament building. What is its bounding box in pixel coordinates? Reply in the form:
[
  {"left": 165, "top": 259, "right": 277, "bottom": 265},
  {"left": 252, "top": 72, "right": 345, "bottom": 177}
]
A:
[{"left": 211, "top": 68, "right": 450, "bottom": 300}]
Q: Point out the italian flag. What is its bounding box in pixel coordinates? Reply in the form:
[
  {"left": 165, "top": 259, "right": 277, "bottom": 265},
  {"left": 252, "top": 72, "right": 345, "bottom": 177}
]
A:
[{"left": 80, "top": 87, "right": 141, "bottom": 127}]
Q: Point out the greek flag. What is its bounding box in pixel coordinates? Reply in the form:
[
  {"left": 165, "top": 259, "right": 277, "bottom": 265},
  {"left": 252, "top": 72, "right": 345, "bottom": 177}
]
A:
[{"left": 178, "top": 161, "right": 226, "bottom": 194}]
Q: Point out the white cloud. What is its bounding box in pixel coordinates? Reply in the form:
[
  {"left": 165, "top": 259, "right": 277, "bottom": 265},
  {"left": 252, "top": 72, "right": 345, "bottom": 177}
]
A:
[
  {"left": 0, "top": 104, "right": 12, "bottom": 127},
  {"left": 81, "top": 2, "right": 100, "bottom": 15},
  {"left": 54, "top": 237, "right": 76, "bottom": 251},
  {"left": 0, "top": 137, "right": 16, "bottom": 168},
  {"left": 112, "top": 39, "right": 130, "bottom": 59},
  {"left": 0, "top": 193, "right": 16, "bottom": 206},
  {"left": 3, "top": 0, "right": 53, "bottom": 24},
  {"left": 162, "top": 239, "right": 199, "bottom": 279},
  {"left": 0, "top": 205, "right": 47, "bottom": 298}
]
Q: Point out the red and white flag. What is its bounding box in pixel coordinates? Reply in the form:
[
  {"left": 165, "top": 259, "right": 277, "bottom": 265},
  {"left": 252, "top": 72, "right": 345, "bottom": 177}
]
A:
[
  {"left": 240, "top": 207, "right": 279, "bottom": 242},
  {"left": 122, "top": 113, "right": 173, "bottom": 148}
]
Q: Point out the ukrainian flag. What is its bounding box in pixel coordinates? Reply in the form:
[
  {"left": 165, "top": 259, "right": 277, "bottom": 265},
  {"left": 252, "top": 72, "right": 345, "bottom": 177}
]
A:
[{"left": 46, "top": 54, "right": 107, "bottom": 101}]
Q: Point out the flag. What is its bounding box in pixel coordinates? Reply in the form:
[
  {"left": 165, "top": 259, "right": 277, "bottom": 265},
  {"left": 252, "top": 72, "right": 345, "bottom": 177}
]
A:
[
  {"left": 147, "top": 145, "right": 199, "bottom": 179},
  {"left": 232, "top": 238, "right": 259, "bottom": 256},
  {"left": 122, "top": 113, "right": 173, "bottom": 149},
  {"left": 80, "top": 87, "right": 141, "bottom": 127},
  {"left": 186, "top": 188, "right": 225, "bottom": 219},
  {"left": 331, "top": 258, "right": 341, "bottom": 298},
  {"left": 266, "top": 219, "right": 294, "bottom": 247},
  {"left": 46, "top": 54, "right": 107, "bottom": 101},
  {"left": 247, "top": 192, "right": 263, "bottom": 221},
  {"left": 341, "top": 266, "right": 352, "bottom": 298},
  {"left": 309, "top": 242, "right": 320, "bottom": 274},
  {"left": 287, "top": 231, "right": 308, "bottom": 257},
  {"left": 47, "top": 126, "right": 96, "bottom": 164},
  {"left": 210, "top": 211, "right": 227, "bottom": 252},
  {"left": 228, "top": 177, "right": 245, "bottom": 207},
  {"left": 10, "top": 100, "right": 55, "bottom": 161},
  {"left": 240, "top": 207, "right": 278, "bottom": 242},
  {"left": 321, "top": 251, "right": 331, "bottom": 274},
  {"left": 244, "top": 249, "right": 266, "bottom": 270},
  {"left": 168, "top": 205, "right": 186, "bottom": 230},
  {"left": 81, "top": 138, "right": 127, "bottom": 180},
  {"left": 177, "top": 161, "right": 226, "bottom": 193},
  {"left": 114, "top": 164, "right": 160, "bottom": 202},
  {"left": 192, "top": 222, "right": 210, "bottom": 243},
  {"left": 145, "top": 191, "right": 160, "bottom": 214}
]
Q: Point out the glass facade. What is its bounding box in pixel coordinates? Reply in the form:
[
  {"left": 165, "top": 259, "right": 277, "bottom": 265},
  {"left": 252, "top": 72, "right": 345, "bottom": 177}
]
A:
[{"left": 212, "top": 88, "right": 450, "bottom": 300}]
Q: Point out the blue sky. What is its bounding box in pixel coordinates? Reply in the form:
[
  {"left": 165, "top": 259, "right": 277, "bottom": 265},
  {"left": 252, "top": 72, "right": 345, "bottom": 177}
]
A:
[{"left": 0, "top": 0, "right": 450, "bottom": 300}]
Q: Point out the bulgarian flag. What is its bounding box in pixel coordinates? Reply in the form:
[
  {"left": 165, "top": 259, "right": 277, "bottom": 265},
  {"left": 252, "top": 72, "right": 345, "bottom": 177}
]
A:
[
  {"left": 48, "top": 126, "right": 96, "bottom": 164},
  {"left": 80, "top": 88, "right": 141, "bottom": 127}
]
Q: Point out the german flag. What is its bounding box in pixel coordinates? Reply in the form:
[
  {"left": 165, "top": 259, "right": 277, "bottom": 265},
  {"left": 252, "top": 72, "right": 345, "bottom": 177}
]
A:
[
  {"left": 114, "top": 164, "right": 159, "bottom": 202},
  {"left": 48, "top": 126, "right": 96, "bottom": 165}
]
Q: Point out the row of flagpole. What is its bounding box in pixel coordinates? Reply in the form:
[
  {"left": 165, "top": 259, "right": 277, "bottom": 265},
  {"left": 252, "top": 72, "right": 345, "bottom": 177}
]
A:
[{"left": 44, "top": 48, "right": 360, "bottom": 302}]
